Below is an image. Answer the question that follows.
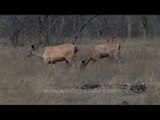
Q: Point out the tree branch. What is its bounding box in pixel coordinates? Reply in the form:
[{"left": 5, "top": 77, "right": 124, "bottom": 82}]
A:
[
  {"left": 51, "top": 16, "right": 62, "bottom": 29},
  {"left": 74, "top": 15, "right": 99, "bottom": 42}
]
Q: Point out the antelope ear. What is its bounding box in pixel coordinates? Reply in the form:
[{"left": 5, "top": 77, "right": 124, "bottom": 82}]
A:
[
  {"left": 31, "top": 44, "right": 35, "bottom": 50},
  {"left": 82, "top": 60, "right": 85, "bottom": 64}
]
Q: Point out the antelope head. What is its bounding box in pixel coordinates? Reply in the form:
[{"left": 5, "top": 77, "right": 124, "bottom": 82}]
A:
[
  {"left": 27, "top": 44, "right": 42, "bottom": 58},
  {"left": 27, "top": 44, "right": 35, "bottom": 57}
]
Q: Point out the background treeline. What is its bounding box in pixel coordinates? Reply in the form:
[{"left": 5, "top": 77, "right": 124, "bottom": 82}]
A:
[{"left": 0, "top": 15, "right": 160, "bottom": 46}]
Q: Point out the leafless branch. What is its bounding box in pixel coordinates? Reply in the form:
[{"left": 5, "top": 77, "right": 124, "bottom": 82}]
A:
[
  {"left": 51, "top": 16, "right": 62, "bottom": 29},
  {"left": 74, "top": 15, "right": 99, "bottom": 42}
]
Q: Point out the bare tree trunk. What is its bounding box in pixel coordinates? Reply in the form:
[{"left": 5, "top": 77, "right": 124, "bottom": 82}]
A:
[
  {"left": 73, "top": 16, "right": 76, "bottom": 34},
  {"left": 44, "top": 15, "right": 49, "bottom": 46},
  {"left": 38, "top": 15, "right": 50, "bottom": 46},
  {"left": 98, "top": 21, "right": 103, "bottom": 37},
  {"left": 14, "top": 30, "right": 19, "bottom": 44},
  {"left": 9, "top": 16, "right": 25, "bottom": 46},
  {"left": 48, "top": 16, "right": 51, "bottom": 45},
  {"left": 10, "top": 29, "right": 20, "bottom": 46},
  {"left": 140, "top": 15, "right": 149, "bottom": 39},
  {"left": 127, "top": 16, "right": 131, "bottom": 40},
  {"left": 38, "top": 16, "right": 43, "bottom": 45},
  {"left": 60, "top": 16, "right": 65, "bottom": 42},
  {"left": 78, "top": 15, "right": 82, "bottom": 27}
]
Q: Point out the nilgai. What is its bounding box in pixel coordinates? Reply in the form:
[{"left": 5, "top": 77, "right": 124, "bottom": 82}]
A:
[
  {"left": 81, "top": 42, "right": 121, "bottom": 68},
  {"left": 28, "top": 43, "right": 78, "bottom": 73}
]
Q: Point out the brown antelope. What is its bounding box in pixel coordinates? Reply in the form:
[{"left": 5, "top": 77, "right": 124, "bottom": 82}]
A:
[
  {"left": 81, "top": 42, "right": 121, "bottom": 69},
  {"left": 28, "top": 43, "right": 78, "bottom": 73}
]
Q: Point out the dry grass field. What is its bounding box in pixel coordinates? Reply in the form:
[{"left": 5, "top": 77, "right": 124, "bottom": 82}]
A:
[{"left": 0, "top": 37, "right": 160, "bottom": 105}]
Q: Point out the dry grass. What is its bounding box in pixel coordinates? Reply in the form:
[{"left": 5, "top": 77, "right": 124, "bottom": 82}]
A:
[{"left": 0, "top": 37, "right": 160, "bottom": 105}]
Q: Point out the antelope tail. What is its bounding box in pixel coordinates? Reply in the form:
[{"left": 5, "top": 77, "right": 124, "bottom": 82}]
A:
[
  {"left": 118, "top": 45, "right": 121, "bottom": 50},
  {"left": 75, "top": 46, "right": 78, "bottom": 54}
]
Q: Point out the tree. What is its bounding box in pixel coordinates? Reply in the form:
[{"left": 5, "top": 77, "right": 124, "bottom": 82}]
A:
[
  {"left": 7, "top": 15, "right": 27, "bottom": 45},
  {"left": 140, "top": 15, "right": 149, "bottom": 39},
  {"left": 127, "top": 15, "right": 132, "bottom": 40}
]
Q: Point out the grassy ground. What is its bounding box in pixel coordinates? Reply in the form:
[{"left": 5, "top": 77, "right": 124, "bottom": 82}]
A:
[{"left": 0, "top": 37, "right": 160, "bottom": 105}]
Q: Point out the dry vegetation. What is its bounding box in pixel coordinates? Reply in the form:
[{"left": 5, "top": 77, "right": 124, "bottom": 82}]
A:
[{"left": 0, "top": 37, "right": 160, "bottom": 105}]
